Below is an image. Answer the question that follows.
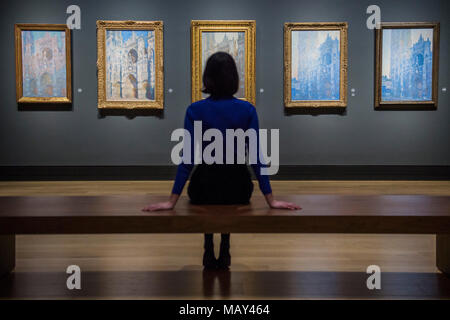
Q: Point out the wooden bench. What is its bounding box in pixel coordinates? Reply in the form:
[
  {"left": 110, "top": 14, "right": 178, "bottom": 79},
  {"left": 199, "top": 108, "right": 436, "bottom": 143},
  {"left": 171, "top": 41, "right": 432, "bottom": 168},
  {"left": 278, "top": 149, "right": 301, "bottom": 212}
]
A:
[{"left": 1, "top": 194, "right": 449, "bottom": 276}]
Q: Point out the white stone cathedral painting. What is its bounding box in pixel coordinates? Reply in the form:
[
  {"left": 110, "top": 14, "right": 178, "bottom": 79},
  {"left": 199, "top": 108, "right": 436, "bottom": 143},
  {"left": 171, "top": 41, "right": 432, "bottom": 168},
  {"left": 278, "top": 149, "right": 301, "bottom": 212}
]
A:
[{"left": 105, "top": 30, "right": 155, "bottom": 101}]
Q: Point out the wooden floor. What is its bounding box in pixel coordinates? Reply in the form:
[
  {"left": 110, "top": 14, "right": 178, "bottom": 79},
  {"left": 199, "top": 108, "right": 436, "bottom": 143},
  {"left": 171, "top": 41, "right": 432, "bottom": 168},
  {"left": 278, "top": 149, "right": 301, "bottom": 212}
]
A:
[{"left": 1, "top": 180, "right": 449, "bottom": 299}]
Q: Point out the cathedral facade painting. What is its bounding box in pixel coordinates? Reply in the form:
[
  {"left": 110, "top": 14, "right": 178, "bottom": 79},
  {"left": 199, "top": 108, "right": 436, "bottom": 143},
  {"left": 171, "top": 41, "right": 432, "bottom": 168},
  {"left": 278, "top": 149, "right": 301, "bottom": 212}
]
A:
[
  {"left": 284, "top": 23, "right": 347, "bottom": 108},
  {"left": 15, "top": 24, "right": 71, "bottom": 103},
  {"left": 97, "top": 21, "right": 164, "bottom": 109},
  {"left": 191, "top": 21, "right": 256, "bottom": 104},
  {"left": 201, "top": 32, "right": 245, "bottom": 99},
  {"left": 375, "top": 23, "right": 440, "bottom": 108},
  {"left": 291, "top": 30, "right": 340, "bottom": 101},
  {"left": 106, "top": 30, "right": 155, "bottom": 101}
]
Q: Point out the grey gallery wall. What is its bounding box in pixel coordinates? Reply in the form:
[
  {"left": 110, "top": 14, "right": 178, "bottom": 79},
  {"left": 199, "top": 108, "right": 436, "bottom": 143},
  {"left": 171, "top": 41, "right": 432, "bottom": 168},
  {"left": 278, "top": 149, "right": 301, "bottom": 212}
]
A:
[{"left": 0, "top": 0, "right": 448, "bottom": 166}]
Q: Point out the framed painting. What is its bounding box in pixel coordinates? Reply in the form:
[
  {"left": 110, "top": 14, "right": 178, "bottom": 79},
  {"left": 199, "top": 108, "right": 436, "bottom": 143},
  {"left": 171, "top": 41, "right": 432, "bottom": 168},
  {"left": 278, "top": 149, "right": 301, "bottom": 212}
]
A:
[
  {"left": 15, "top": 24, "right": 72, "bottom": 104},
  {"left": 97, "top": 20, "right": 164, "bottom": 109},
  {"left": 284, "top": 22, "right": 348, "bottom": 108},
  {"left": 191, "top": 20, "right": 255, "bottom": 104},
  {"left": 375, "top": 22, "right": 440, "bottom": 108}
]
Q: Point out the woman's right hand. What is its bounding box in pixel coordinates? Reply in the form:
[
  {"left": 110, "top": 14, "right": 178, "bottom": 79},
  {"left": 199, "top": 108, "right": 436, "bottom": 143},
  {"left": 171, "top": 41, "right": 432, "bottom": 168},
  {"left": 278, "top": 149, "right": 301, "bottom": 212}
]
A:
[
  {"left": 142, "top": 201, "right": 175, "bottom": 212},
  {"left": 268, "top": 199, "right": 301, "bottom": 210}
]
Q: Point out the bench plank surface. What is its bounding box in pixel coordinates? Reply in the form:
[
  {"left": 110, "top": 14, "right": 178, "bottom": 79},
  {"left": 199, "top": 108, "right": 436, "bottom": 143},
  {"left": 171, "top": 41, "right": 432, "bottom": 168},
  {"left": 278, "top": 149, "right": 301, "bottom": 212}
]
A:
[{"left": 0, "top": 195, "right": 449, "bottom": 234}]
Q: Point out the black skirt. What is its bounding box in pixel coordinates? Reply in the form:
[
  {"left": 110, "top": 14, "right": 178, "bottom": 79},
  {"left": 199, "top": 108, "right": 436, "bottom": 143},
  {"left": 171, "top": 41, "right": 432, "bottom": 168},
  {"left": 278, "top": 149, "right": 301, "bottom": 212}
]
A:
[{"left": 188, "top": 164, "right": 254, "bottom": 205}]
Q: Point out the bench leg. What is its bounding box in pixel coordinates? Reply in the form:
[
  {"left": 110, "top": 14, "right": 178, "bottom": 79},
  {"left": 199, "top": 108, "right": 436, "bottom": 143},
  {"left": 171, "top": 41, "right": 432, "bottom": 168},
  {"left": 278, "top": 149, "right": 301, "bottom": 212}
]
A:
[
  {"left": 0, "top": 235, "right": 15, "bottom": 277},
  {"left": 436, "top": 234, "right": 450, "bottom": 276}
]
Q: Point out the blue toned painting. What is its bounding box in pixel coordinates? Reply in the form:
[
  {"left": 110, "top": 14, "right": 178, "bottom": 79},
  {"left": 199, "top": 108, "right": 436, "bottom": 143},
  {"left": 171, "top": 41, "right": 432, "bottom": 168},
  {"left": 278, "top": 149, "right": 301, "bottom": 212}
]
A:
[
  {"left": 105, "top": 30, "right": 155, "bottom": 101},
  {"left": 21, "top": 31, "right": 67, "bottom": 97},
  {"left": 381, "top": 28, "right": 433, "bottom": 101},
  {"left": 291, "top": 30, "right": 340, "bottom": 101}
]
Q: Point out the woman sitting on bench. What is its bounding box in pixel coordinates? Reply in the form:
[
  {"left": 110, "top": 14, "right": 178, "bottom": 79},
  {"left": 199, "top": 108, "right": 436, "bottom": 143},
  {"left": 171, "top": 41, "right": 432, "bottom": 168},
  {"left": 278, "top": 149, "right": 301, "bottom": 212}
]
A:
[{"left": 142, "top": 52, "right": 301, "bottom": 270}]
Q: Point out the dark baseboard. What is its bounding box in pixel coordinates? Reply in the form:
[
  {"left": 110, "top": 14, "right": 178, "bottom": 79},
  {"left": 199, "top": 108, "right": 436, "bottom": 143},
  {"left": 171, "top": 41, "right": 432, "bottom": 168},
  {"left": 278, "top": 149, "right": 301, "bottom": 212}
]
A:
[
  {"left": 273, "top": 165, "right": 450, "bottom": 180},
  {"left": 0, "top": 166, "right": 177, "bottom": 181},
  {"left": 0, "top": 165, "right": 449, "bottom": 181}
]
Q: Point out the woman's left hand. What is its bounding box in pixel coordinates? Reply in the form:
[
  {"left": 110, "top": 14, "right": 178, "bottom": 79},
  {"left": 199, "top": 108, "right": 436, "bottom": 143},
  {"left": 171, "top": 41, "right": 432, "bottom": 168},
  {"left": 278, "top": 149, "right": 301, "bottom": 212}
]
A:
[{"left": 142, "top": 194, "right": 180, "bottom": 212}]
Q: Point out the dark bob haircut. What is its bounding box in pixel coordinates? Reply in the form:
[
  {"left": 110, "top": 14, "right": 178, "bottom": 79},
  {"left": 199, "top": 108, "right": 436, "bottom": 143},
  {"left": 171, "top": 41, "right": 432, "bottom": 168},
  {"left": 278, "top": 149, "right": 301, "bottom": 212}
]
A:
[{"left": 202, "top": 52, "right": 239, "bottom": 98}]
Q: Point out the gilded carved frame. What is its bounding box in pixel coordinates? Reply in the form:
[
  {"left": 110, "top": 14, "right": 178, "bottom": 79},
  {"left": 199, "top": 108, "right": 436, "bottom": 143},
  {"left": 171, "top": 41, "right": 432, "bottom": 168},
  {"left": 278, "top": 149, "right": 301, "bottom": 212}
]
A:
[
  {"left": 284, "top": 22, "right": 348, "bottom": 108},
  {"left": 96, "top": 20, "right": 164, "bottom": 109},
  {"left": 374, "top": 22, "right": 440, "bottom": 109},
  {"left": 15, "top": 24, "right": 72, "bottom": 104},
  {"left": 191, "top": 20, "right": 256, "bottom": 105}
]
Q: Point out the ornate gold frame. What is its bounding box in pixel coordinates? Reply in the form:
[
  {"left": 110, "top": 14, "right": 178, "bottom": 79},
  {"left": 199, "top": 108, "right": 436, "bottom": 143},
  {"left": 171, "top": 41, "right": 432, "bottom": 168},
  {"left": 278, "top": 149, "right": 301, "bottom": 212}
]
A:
[
  {"left": 191, "top": 20, "right": 256, "bottom": 105},
  {"left": 375, "top": 22, "right": 440, "bottom": 109},
  {"left": 284, "top": 22, "right": 348, "bottom": 108},
  {"left": 96, "top": 20, "right": 164, "bottom": 109},
  {"left": 15, "top": 24, "right": 72, "bottom": 104}
]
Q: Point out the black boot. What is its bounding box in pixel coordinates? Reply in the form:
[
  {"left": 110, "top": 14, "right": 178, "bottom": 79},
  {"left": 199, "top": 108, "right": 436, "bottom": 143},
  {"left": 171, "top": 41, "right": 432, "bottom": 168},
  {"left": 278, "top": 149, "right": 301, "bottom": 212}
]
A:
[
  {"left": 217, "top": 234, "right": 231, "bottom": 270},
  {"left": 203, "top": 233, "right": 217, "bottom": 270}
]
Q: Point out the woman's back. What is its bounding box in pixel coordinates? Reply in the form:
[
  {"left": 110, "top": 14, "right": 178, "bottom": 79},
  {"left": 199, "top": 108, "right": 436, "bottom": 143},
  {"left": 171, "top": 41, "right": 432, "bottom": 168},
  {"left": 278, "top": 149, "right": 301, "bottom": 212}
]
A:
[
  {"left": 172, "top": 95, "right": 271, "bottom": 197},
  {"left": 187, "top": 96, "right": 255, "bottom": 133}
]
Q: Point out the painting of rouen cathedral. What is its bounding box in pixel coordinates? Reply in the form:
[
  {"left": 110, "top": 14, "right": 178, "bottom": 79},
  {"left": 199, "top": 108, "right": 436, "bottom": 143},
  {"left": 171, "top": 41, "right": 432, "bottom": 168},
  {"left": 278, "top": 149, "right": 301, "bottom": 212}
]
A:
[
  {"left": 381, "top": 28, "right": 433, "bottom": 101},
  {"left": 21, "top": 31, "right": 67, "bottom": 97},
  {"left": 202, "top": 32, "right": 245, "bottom": 98},
  {"left": 106, "top": 30, "right": 155, "bottom": 101},
  {"left": 291, "top": 30, "right": 340, "bottom": 101}
]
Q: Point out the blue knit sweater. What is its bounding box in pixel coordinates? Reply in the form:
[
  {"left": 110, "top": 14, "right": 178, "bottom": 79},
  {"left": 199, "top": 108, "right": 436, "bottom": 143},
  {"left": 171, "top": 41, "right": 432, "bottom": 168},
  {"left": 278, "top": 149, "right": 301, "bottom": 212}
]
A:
[{"left": 171, "top": 97, "right": 272, "bottom": 195}]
